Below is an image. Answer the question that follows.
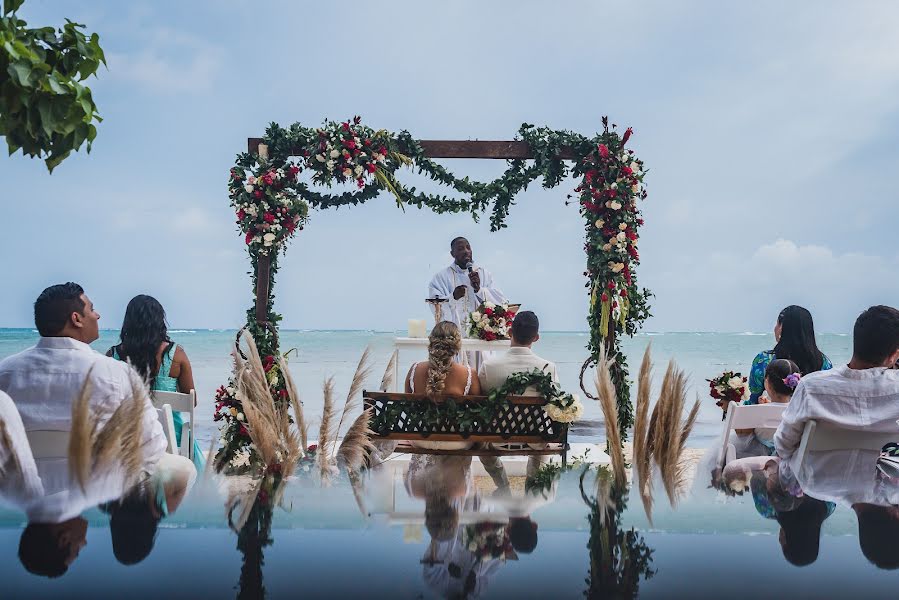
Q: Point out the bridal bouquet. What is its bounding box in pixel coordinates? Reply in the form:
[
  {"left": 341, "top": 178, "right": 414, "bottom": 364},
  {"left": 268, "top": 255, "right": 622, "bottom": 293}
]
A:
[
  {"left": 707, "top": 371, "right": 749, "bottom": 419},
  {"left": 463, "top": 522, "right": 516, "bottom": 562},
  {"left": 468, "top": 301, "right": 517, "bottom": 341}
]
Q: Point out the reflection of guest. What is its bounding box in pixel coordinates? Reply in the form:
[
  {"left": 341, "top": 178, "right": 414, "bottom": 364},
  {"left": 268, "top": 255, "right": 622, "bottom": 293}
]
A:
[
  {"left": 775, "top": 496, "right": 833, "bottom": 567},
  {"left": 854, "top": 504, "right": 899, "bottom": 570},
  {"left": 17, "top": 517, "right": 88, "bottom": 578}
]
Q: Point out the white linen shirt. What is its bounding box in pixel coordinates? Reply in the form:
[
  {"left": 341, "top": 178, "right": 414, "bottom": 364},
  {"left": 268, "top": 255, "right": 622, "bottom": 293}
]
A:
[
  {"left": 774, "top": 365, "right": 899, "bottom": 491},
  {"left": 478, "top": 347, "right": 559, "bottom": 395},
  {"left": 0, "top": 389, "right": 43, "bottom": 501},
  {"left": 0, "top": 337, "right": 167, "bottom": 475}
]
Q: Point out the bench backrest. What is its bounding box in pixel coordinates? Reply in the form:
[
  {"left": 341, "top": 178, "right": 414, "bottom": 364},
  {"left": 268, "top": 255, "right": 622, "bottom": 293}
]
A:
[{"left": 363, "top": 391, "right": 567, "bottom": 444}]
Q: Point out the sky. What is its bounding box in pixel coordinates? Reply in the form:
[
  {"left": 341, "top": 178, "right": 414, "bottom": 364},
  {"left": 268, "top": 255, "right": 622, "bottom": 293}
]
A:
[{"left": 3, "top": 0, "right": 898, "bottom": 333}]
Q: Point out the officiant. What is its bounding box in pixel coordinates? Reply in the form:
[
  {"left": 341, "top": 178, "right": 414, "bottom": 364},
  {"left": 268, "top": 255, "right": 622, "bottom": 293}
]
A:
[{"left": 428, "top": 237, "right": 507, "bottom": 364}]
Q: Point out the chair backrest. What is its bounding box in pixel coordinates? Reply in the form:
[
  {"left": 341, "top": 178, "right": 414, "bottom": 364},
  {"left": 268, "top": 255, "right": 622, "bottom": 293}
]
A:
[
  {"left": 720, "top": 403, "right": 787, "bottom": 465},
  {"left": 151, "top": 390, "right": 195, "bottom": 459},
  {"left": 157, "top": 404, "right": 178, "bottom": 455},
  {"left": 26, "top": 430, "right": 70, "bottom": 459},
  {"left": 794, "top": 419, "right": 899, "bottom": 473}
]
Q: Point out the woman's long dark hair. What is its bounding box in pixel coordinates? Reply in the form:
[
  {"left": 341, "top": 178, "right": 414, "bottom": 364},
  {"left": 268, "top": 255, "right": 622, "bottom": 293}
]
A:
[
  {"left": 115, "top": 295, "right": 171, "bottom": 381},
  {"left": 773, "top": 305, "right": 827, "bottom": 375}
]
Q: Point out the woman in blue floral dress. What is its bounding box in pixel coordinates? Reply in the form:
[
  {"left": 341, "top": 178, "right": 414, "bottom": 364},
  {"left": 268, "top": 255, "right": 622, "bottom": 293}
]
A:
[{"left": 746, "top": 305, "right": 832, "bottom": 404}]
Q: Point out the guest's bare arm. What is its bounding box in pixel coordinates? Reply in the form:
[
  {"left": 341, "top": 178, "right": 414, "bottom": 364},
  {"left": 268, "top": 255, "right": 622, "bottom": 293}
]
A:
[{"left": 174, "top": 346, "right": 196, "bottom": 402}]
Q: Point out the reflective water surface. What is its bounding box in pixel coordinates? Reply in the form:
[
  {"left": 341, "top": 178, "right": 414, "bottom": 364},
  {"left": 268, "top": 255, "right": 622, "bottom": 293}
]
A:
[{"left": 2, "top": 449, "right": 898, "bottom": 599}]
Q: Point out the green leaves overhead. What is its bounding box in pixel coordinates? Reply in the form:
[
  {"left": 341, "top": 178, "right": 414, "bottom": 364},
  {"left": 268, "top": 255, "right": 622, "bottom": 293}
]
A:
[{"left": 1, "top": 2, "right": 105, "bottom": 172}]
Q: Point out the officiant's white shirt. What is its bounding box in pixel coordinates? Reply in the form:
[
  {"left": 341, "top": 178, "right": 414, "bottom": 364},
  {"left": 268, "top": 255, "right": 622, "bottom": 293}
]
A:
[
  {"left": 478, "top": 347, "right": 559, "bottom": 394},
  {"left": 428, "top": 263, "right": 507, "bottom": 329},
  {"left": 0, "top": 337, "right": 167, "bottom": 476},
  {"left": 774, "top": 365, "right": 899, "bottom": 490}
]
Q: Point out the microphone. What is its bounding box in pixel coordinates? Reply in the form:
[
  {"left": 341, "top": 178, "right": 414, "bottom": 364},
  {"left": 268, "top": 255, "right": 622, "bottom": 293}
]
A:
[{"left": 465, "top": 261, "right": 474, "bottom": 274}]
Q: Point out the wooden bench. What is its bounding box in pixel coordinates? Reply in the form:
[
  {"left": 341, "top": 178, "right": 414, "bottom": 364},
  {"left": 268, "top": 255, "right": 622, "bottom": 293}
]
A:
[{"left": 363, "top": 391, "right": 570, "bottom": 465}]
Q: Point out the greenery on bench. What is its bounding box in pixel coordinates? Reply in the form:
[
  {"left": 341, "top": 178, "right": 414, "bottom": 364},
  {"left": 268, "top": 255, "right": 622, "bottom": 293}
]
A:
[{"left": 369, "top": 369, "right": 579, "bottom": 435}]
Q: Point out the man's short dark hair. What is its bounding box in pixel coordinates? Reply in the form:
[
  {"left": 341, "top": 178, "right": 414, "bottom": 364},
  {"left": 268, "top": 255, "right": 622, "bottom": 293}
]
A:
[
  {"left": 19, "top": 523, "right": 69, "bottom": 578},
  {"left": 511, "top": 311, "right": 539, "bottom": 345},
  {"left": 853, "top": 305, "right": 899, "bottom": 366},
  {"left": 34, "top": 282, "right": 85, "bottom": 337},
  {"left": 508, "top": 518, "right": 538, "bottom": 553},
  {"left": 450, "top": 236, "right": 468, "bottom": 250}
]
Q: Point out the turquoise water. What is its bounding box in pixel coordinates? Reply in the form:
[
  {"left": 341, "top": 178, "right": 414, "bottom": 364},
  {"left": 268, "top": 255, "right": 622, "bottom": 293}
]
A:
[{"left": 0, "top": 329, "right": 852, "bottom": 448}]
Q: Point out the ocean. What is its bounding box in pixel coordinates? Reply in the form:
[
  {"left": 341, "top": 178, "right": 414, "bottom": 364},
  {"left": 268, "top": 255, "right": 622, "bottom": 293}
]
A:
[{"left": 0, "top": 329, "right": 852, "bottom": 449}]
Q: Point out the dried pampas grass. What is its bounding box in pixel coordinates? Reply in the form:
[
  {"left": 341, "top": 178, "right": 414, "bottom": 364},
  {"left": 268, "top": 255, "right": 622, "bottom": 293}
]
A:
[
  {"left": 632, "top": 345, "right": 655, "bottom": 524},
  {"left": 0, "top": 420, "right": 21, "bottom": 479},
  {"left": 595, "top": 347, "right": 626, "bottom": 492},
  {"left": 331, "top": 346, "right": 372, "bottom": 459},
  {"left": 337, "top": 408, "right": 376, "bottom": 473},
  {"left": 650, "top": 358, "right": 699, "bottom": 507},
  {"left": 278, "top": 354, "right": 308, "bottom": 452},
  {"left": 318, "top": 377, "right": 337, "bottom": 482},
  {"left": 380, "top": 350, "right": 398, "bottom": 392}
]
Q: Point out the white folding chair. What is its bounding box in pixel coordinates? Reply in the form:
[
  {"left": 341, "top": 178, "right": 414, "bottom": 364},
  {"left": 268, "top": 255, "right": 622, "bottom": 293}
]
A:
[
  {"left": 157, "top": 404, "right": 178, "bottom": 455},
  {"left": 719, "top": 403, "right": 787, "bottom": 468},
  {"left": 25, "top": 430, "right": 70, "bottom": 459},
  {"left": 151, "top": 390, "right": 196, "bottom": 459},
  {"left": 793, "top": 420, "right": 899, "bottom": 474}
]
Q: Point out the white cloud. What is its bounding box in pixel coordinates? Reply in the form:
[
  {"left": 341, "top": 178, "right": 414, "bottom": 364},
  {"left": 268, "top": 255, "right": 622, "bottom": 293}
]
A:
[{"left": 105, "top": 28, "right": 222, "bottom": 93}]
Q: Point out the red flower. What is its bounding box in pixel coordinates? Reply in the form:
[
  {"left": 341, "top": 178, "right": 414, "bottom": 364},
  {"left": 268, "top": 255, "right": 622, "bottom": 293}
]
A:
[
  {"left": 288, "top": 165, "right": 300, "bottom": 179},
  {"left": 237, "top": 209, "right": 246, "bottom": 220},
  {"left": 377, "top": 146, "right": 387, "bottom": 156},
  {"left": 606, "top": 189, "right": 617, "bottom": 199},
  {"left": 262, "top": 355, "right": 275, "bottom": 372},
  {"left": 366, "top": 162, "right": 377, "bottom": 173},
  {"left": 253, "top": 189, "right": 263, "bottom": 199},
  {"left": 263, "top": 212, "right": 276, "bottom": 224},
  {"left": 626, "top": 231, "right": 637, "bottom": 241},
  {"left": 262, "top": 173, "right": 274, "bottom": 186},
  {"left": 239, "top": 425, "right": 249, "bottom": 436},
  {"left": 620, "top": 288, "right": 628, "bottom": 297},
  {"left": 585, "top": 169, "right": 597, "bottom": 183},
  {"left": 342, "top": 122, "right": 351, "bottom": 132},
  {"left": 357, "top": 178, "right": 365, "bottom": 188},
  {"left": 484, "top": 308, "right": 493, "bottom": 316},
  {"left": 601, "top": 293, "right": 609, "bottom": 302},
  {"left": 307, "top": 444, "right": 318, "bottom": 452},
  {"left": 621, "top": 127, "right": 633, "bottom": 146},
  {"left": 484, "top": 331, "right": 497, "bottom": 341},
  {"left": 621, "top": 166, "right": 633, "bottom": 176},
  {"left": 598, "top": 144, "right": 610, "bottom": 159},
  {"left": 285, "top": 220, "right": 296, "bottom": 234},
  {"left": 607, "top": 281, "right": 616, "bottom": 290},
  {"left": 245, "top": 231, "right": 254, "bottom": 245},
  {"left": 231, "top": 170, "right": 242, "bottom": 181},
  {"left": 343, "top": 139, "right": 357, "bottom": 150}
]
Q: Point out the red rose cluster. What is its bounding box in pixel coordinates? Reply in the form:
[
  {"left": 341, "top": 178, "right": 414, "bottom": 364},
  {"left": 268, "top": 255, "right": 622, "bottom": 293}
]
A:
[
  {"left": 308, "top": 116, "right": 389, "bottom": 189},
  {"left": 229, "top": 163, "right": 308, "bottom": 253}
]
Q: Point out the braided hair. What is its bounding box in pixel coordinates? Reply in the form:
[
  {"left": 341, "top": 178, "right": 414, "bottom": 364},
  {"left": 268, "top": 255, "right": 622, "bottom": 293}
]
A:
[{"left": 426, "top": 321, "right": 462, "bottom": 394}]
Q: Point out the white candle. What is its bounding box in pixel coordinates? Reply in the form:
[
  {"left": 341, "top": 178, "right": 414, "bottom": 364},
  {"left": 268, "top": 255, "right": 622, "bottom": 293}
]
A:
[{"left": 408, "top": 319, "right": 427, "bottom": 338}]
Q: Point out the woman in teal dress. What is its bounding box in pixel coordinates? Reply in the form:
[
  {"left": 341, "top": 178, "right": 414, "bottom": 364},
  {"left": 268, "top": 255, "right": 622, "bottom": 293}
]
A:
[
  {"left": 107, "top": 295, "right": 206, "bottom": 471},
  {"left": 746, "top": 305, "right": 832, "bottom": 404}
]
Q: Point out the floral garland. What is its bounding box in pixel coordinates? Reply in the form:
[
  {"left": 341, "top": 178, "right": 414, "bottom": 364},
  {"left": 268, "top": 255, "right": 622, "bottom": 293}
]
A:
[{"left": 218, "top": 116, "right": 651, "bottom": 467}]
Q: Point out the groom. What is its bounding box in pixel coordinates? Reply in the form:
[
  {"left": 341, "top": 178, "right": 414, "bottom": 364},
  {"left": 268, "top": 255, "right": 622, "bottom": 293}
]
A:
[{"left": 427, "top": 237, "right": 506, "bottom": 330}]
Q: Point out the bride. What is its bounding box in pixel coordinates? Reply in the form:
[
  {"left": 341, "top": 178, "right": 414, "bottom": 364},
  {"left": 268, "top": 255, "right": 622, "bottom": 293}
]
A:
[{"left": 405, "top": 321, "right": 482, "bottom": 450}]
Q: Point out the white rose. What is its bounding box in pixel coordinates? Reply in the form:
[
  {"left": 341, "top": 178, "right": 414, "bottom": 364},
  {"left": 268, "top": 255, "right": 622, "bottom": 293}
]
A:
[
  {"left": 326, "top": 160, "right": 335, "bottom": 170},
  {"left": 616, "top": 232, "right": 626, "bottom": 242},
  {"left": 631, "top": 183, "right": 640, "bottom": 193},
  {"left": 630, "top": 161, "right": 639, "bottom": 172},
  {"left": 471, "top": 311, "right": 481, "bottom": 321},
  {"left": 610, "top": 201, "right": 622, "bottom": 210},
  {"left": 354, "top": 165, "right": 364, "bottom": 177},
  {"left": 618, "top": 223, "right": 627, "bottom": 231},
  {"left": 343, "top": 168, "right": 353, "bottom": 178},
  {"left": 602, "top": 243, "right": 612, "bottom": 251},
  {"left": 315, "top": 154, "right": 325, "bottom": 162},
  {"left": 611, "top": 182, "right": 618, "bottom": 189},
  {"left": 263, "top": 233, "right": 276, "bottom": 246},
  {"left": 329, "top": 149, "right": 340, "bottom": 158},
  {"left": 237, "top": 412, "right": 245, "bottom": 421},
  {"left": 727, "top": 376, "right": 743, "bottom": 390},
  {"left": 244, "top": 184, "right": 254, "bottom": 193},
  {"left": 485, "top": 302, "right": 495, "bottom": 309},
  {"left": 595, "top": 219, "right": 604, "bottom": 228},
  {"left": 247, "top": 176, "right": 256, "bottom": 185}
]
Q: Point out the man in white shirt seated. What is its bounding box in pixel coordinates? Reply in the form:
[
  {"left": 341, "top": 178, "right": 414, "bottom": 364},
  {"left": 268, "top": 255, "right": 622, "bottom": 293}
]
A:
[
  {"left": 0, "top": 282, "right": 193, "bottom": 488},
  {"left": 774, "top": 305, "right": 899, "bottom": 489},
  {"left": 477, "top": 311, "right": 559, "bottom": 491}
]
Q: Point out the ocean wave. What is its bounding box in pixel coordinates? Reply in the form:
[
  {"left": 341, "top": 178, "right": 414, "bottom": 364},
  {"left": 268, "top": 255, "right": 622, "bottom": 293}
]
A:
[
  {"left": 170, "top": 330, "right": 197, "bottom": 334},
  {"left": 737, "top": 332, "right": 767, "bottom": 336}
]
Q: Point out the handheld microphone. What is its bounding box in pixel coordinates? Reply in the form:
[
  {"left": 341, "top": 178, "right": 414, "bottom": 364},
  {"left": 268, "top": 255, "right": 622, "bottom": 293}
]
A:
[{"left": 465, "top": 261, "right": 474, "bottom": 274}]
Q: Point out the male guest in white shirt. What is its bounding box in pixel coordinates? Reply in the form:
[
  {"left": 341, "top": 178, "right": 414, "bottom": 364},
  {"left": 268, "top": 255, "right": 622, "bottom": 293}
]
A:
[
  {"left": 477, "top": 311, "right": 558, "bottom": 491},
  {"left": 774, "top": 305, "right": 899, "bottom": 489},
  {"left": 0, "top": 282, "right": 193, "bottom": 489}
]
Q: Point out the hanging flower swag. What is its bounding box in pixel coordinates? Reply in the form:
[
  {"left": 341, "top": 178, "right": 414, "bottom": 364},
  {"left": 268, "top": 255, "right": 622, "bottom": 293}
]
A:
[{"left": 218, "top": 116, "right": 651, "bottom": 468}]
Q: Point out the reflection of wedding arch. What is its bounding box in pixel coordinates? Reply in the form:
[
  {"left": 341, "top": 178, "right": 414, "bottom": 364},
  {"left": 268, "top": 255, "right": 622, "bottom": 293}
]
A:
[{"left": 214, "top": 117, "right": 651, "bottom": 468}]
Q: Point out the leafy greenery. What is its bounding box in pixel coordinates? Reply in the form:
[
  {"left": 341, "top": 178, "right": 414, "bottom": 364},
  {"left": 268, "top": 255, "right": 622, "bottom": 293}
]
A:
[
  {"left": 369, "top": 368, "right": 574, "bottom": 435},
  {"left": 0, "top": 0, "right": 105, "bottom": 172}
]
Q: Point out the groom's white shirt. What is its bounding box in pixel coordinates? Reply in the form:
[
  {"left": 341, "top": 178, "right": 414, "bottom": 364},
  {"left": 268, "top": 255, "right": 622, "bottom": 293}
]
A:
[
  {"left": 478, "top": 347, "right": 558, "bottom": 395},
  {"left": 428, "top": 263, "right": 506, "bottom": 329}
]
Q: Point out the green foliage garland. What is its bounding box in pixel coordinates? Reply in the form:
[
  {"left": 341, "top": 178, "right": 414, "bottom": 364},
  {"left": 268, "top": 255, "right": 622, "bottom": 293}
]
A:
[{"left": 1, "top": 0, "right": 105, "bottom": 171}]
